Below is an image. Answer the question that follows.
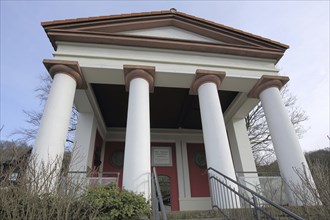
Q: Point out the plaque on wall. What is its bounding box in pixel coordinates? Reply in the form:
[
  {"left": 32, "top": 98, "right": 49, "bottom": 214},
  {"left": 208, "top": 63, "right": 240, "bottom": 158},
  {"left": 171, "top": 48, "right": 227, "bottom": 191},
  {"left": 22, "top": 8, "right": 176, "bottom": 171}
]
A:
[
  {"left": 193, "top": 152, "right": 207, "bottom": 169},
  {"left": 152, "top": 147, "right": 172, "bottom": 167},
  {"left": 110, "top": 150, "right": 124, "bottom": 168}
]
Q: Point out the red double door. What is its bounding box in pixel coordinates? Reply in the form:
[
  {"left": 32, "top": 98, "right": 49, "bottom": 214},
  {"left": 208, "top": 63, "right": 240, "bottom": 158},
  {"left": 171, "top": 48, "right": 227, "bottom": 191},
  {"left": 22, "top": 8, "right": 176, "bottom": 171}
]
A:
[
  {"left": 103, "top": 142, "right": 180, "bottom": 211},
  {"left": 186, "top": 143, "right": 210, "bottom": 197},
  {"left": 103, "top": 142, "right": 210, "bottom": 211}
]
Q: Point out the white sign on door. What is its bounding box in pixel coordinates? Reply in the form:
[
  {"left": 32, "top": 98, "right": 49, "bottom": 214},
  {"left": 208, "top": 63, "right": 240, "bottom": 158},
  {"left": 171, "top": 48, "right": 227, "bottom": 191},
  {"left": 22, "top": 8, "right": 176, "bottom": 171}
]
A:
[{"left": 151, "top": 147, "right": 172, "bottom": 167}]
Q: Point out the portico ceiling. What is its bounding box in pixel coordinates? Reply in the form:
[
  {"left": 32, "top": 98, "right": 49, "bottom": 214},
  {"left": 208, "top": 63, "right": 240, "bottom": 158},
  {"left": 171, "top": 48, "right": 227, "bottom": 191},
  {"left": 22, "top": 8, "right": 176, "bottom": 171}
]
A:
[{"left": 92, "top": 84, "right": 238, "bottom": 129}]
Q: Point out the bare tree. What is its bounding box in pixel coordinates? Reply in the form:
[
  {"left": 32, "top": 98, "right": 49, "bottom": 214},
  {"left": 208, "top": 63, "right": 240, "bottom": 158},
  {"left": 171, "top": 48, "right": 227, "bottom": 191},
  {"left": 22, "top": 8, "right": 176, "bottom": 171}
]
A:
[
  {"left": 289, "top": 151, "right": 330, "bottom": 219},
  {"left": 0, "top": 148, "right": 100, "bottom": 220},
  {"left": 0, "top": 140, "right": 31, "bottom": 163},
  {"left": 245, "top": 85, "right": 308, "bottom": 165},
  {"left": 12, "top": 74, "right": 78, "bottom": 149}
]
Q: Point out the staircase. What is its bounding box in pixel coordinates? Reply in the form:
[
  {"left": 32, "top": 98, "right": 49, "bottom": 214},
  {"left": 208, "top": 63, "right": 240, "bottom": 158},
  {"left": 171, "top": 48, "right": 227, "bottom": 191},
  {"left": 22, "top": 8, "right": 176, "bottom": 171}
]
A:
[
  {"left": 207, "top": 167, "right": 304, "bottom": 220},
  {"left": 160, "top": 210, "right": 225, "bottom": 219},
  {"left": 152, "top": 167, "right": 304, "bottom": 220}
]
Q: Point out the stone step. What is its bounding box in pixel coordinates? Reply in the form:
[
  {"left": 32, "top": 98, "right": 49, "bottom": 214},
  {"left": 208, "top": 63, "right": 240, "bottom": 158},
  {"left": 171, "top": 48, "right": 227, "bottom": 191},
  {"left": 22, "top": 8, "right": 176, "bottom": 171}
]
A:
[
  {"left": 177, "top": 218, "right": 224, "bottom": 220},
  {"left": 156, "top": 210, "right": 225, "bottom": 220}
]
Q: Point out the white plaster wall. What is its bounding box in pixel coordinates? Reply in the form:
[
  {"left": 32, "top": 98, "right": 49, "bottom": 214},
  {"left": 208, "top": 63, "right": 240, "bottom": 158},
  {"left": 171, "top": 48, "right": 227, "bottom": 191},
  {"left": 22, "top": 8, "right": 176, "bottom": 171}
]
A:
[
  {"left": 118, "top": 26, "right": 223, "bottom": 43},
  {"left": 179, "top": 198, "right": 212, "bottom": 211},
  {"left": 227, "top": 118, "right": 257, "bottom": 174},
  {"left": 227, "top": 118, "right": 259, "bottom": 192},
  {"left": 71, "top": 112, "right": 97, "bottom": 172},
  {"left": 54, "top": 42, "right": 278, "bottom": 91}
]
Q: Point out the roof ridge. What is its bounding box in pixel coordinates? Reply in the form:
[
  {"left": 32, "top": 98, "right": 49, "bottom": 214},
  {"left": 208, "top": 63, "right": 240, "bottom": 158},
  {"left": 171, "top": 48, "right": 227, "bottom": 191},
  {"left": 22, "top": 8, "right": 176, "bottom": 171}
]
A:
[
  {"left": 174, "top": 11, "right": 288, "bottom": 49},
  {"left": 41, "top": 9, "right": 288, "bottom": 49},
  {"left": 41, "top": 10, "right": 173, "bottom": 27}
]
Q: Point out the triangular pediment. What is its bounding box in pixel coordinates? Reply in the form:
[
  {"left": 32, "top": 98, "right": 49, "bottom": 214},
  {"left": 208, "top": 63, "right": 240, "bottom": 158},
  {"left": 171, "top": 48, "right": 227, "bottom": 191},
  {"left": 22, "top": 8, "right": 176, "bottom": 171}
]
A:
[
  {"left": 117, "top": 26, "right": 225, "bottom": 44},
  {"left": 42, "top": 10, "right": 288, "bottom": 61}
]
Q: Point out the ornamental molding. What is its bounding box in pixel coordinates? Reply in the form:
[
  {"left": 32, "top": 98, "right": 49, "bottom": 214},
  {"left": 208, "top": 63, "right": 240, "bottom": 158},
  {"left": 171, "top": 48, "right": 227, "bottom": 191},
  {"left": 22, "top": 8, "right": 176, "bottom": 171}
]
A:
[
  {"left": 123, "top": 65, "right": 156, "bottom": 92},
  {"left": 248, "top": 75, "right": 289, "bottom": 98},
  {"left": 190, "top": 69, "right": 226, "bottom": 95},
  {"left": 42, "top": 10, "right": 288, "bottom": 62},
  {"left": 193, "top": 151, "right": 207, "bottom": 169},
  {"left": 43, "top": 59, "right": 87, "bottom": 89}
]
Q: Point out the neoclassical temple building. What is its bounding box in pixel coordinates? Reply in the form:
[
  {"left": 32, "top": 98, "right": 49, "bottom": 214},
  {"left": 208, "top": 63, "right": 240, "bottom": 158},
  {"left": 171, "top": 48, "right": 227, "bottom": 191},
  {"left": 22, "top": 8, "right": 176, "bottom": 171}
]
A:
[{"left": 33, "top": 10, "right": 311, "bottom": 211}]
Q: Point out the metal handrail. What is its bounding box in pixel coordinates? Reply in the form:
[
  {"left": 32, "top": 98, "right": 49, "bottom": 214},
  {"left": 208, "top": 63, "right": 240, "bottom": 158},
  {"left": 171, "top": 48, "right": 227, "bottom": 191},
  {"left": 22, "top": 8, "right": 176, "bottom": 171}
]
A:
[
  {"left": 66, "top": 171, "right": 120, "bottom": 186},
  {"left": 236, "top": 171, "right": 281, "bottom": 176},
  {"left": 151, "top": 167, "right": 167, "bottom": 220},
  {"left": 236, "top": 172, "right": 287, "bottom": 205},
  {"left": 67, "top": 171, "right": 120, "bottom": 176},
  {"left": 208, "top": 167, "right": 304, "bottom": 220}
]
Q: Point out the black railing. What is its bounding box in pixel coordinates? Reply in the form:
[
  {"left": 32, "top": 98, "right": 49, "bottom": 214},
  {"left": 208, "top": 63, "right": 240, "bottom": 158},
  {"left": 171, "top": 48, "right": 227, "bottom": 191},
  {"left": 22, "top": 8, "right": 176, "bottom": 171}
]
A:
[
  {"left": 208, "top": 167, "right": 304, "bottom": 220},
  {"left": 151, "top": 167, "right": 167, "bottom": 220}
]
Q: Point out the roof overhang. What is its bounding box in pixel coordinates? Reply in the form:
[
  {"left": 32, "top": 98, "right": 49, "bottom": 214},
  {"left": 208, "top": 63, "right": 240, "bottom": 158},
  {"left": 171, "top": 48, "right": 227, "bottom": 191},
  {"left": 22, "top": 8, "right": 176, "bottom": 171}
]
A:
[{"left": 42, "top": 10, "right": 289, "bottom": 63}]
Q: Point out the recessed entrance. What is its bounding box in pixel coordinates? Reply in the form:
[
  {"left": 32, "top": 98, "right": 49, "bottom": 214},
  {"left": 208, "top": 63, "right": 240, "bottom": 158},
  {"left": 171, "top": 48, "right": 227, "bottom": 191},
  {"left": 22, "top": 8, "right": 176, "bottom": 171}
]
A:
[
  {"left": 151, "top": 143, "right": 179, "bottom": 211},
  {"left": 102, "top": 142, "right": 180, "bottom": 211},
  {"left": 187, "top": 143, "right": 210, "bottom": 197},
  {"left": 158, "top": 175, "right": 171, "bottom": 211}
]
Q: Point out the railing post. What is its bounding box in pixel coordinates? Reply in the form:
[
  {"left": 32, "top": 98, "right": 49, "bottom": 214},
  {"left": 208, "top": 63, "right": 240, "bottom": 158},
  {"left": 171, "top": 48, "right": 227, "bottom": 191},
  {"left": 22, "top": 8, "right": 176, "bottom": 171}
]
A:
[
  {"left": 208, "top": 172, "right": 214, "bottom": 208},
  {"left": 151, "top": 173, "right": 159, "bottom": 220},
  {"left": 252, "top": 195, "right": 261, "bottom": 220},
  {"left": 153, "top": 167, "right": 167, "bottom": 220},
  {"left": 116, "top": 173, "right": 120, "bottom": 187}
]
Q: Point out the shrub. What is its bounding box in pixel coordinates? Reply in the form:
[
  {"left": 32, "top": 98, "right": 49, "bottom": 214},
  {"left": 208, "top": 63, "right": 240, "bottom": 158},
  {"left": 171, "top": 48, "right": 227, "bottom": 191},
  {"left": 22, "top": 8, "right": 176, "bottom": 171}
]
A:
[
  {"left": 83, "top": 184, "right": 151, "bottom": 220},
  {"left": 0, "top": 149, "right": 99, "bottom": 220},
  {"left": 1, "top": 146, "right": 150, "bottom": 220},
  {"left": 290, "top": 159, "right": 330, "bottom": 219}
]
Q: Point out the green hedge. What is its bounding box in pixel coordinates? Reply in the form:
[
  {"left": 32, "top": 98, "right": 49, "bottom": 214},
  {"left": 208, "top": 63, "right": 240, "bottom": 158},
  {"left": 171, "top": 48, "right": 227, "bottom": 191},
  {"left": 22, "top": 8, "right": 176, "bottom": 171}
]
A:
[
  {"left": 84, "top": 184, "right": 151, "bottom": 220},
  {"left": 0, "top": 183, "right": 150, "bottom": 220}
]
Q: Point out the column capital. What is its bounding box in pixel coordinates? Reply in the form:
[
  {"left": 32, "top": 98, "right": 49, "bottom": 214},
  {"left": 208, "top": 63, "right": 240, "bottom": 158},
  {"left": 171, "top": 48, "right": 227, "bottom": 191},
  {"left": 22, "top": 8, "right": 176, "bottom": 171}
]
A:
[
  {"left": 189, "top": 69, "right": 226, "bottom": 95},
  {"left": 248, "top": 75, "right": 289, "bottom": 98},
  {"left": 123, "top": 65, "right": 155, "bottom": 92},
  {"left": 43, "top": 59, "right": 87, "bottom": 89}
]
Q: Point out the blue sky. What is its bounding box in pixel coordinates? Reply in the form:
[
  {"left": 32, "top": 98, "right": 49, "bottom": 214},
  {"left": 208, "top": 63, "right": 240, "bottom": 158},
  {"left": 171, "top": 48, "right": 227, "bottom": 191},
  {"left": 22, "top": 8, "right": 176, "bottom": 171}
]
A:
[{"left": 1, "top": 1, "right": 329, "bottom": 152}]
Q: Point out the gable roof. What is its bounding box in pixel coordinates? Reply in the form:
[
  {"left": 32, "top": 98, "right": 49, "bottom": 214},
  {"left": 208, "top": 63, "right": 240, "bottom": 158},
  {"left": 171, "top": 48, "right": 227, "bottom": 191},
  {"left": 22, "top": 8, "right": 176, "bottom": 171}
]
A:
[{"left": 42, "top": 10, "right": 289, "bottom": 62}]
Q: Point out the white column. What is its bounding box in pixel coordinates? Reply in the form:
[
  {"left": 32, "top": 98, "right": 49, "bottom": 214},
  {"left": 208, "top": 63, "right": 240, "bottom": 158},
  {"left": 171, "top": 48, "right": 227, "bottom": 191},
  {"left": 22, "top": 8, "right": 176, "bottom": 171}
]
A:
[
  {"left": 175, "top": 140, "right": 185, "bottom": 199},
  {"left": 122, "top": 66, "right": 155, "bottom": 198},
  {"left": 32, "top": 61, "right": 84, "bottom": 191},
  {"left": 198, "top": 82, "right": 236, "bottom": 180},
  {"left": 71, "top": 112, "right": 97, "bottom": 172},
  {"left": 259, "top": 86, "right": 313, "bottom": 204},
  {"left": 191, "top": 70, "right": 238, "bottom": 209},
  {"left": 33, "top": 73, "right": 77, "bottom": 164}
]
